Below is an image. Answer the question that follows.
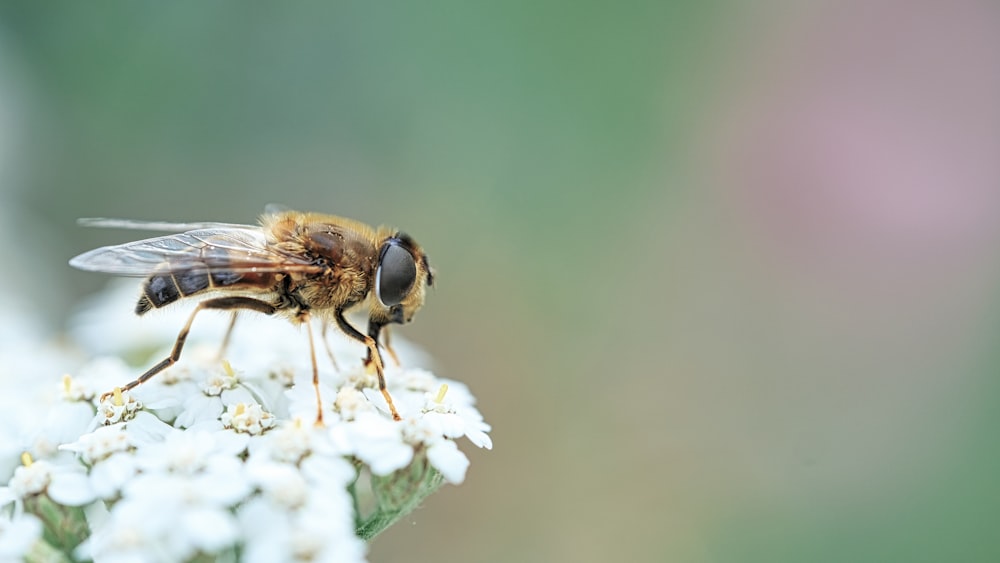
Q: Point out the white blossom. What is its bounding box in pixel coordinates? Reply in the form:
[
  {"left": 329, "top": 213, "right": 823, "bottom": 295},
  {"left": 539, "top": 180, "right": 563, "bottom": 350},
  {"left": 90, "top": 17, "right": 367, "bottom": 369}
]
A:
[
  {"left": 82, "top": 473, "right": 243, "bottom": 562},
  {"left": 247, "top": 418, "right": 324, "bottom": 464},
  {"left": 96, "top": 388, "right": 142, "bottom": 425},
  {"left": 425, "top": 439, "right": 471, "bottom": 484},
  {"left": 1, "top": 282, "right": 491, "bottom": 561},
  {"left": 173, "top": 362, "right": 263, "bottom": 430},
  {"left": 0, "top": 513, "right": 42, "bottom": 560},
  {"left": 60, "top": 424, "right": 134, "bottom": 465},
  {"left": 238, "top": 495, "right": 365, "bottom": 563},
  {"left": 60, "top": 425, "right": 138, "bottom": 499},
  {"left": 6, "top": 454, "right": 95, "bottom": 507},
  {"left": 221, "top": 401, "right": 276, "bottom": 435},
  {"left": 334, "top": 412, "right": 414, "bottom": 476},
  {"left": 421, "top": 383, "right": 494, "bottom": 450}
]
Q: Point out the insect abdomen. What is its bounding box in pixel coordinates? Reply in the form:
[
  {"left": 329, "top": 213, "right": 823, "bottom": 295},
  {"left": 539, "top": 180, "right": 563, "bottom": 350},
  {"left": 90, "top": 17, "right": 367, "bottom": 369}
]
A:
[{"left": 134, "top": 267, "right": 252, "bottom": 315}]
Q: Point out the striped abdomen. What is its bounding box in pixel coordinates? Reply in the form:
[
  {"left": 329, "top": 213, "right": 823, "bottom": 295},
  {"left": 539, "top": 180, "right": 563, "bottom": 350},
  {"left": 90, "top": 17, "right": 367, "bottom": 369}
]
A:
[{"left": 135, "top": 267, "right": 276, "bottom": 315}]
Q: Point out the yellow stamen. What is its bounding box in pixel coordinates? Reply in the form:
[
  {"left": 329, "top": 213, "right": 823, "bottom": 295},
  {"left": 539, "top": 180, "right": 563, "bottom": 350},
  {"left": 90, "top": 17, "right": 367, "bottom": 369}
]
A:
[
  {"left": 222, "top": 360, "right": 236, "bottom": 377},
  {"left": 113, "top": 387, "right": 124, "bottom": 406},
  {"left": 434, "top": 383, "right": 449, "bottom": 404},
  {"left": 62, "top": 374, "right": 72, "bottom": 394},
  {"left": 20, "top": 452, "right": 33, "bottom": 467},
  {"left": 234, "top": 403, "right": 246, "bottom": 417}
]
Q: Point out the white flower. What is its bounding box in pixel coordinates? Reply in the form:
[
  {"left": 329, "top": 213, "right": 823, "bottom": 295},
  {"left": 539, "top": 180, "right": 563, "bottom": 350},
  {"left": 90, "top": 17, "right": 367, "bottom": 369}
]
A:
[
  {"left": 7, "top": 458, "right": 49, "bottom": 497},
  {"left": 393, "top": 367, "right": 440, "bottom": 392},
  {"left": 241, "top": 428, "right": 363, "bottom": 563},
  {"left": 83, "top": 473, "right": 243, "bottom": 562},
  {"left": 427, "top": 439, "right": 470, "bottom": 484},
  {"left": 334, "top": 412, "right": 414, "bottom": 476},
  {"left": 202, "top": 361, "right": 242, "bottom": 396},
  {"left": 248, "top": 418, "right": 322, "bottom": 464},
  {"left": 60, "top": 424, "right": 134, "bottom": 465},
  {"left": 334, "top": 385, "right": 379, "bottom": 420},
  {"left": 96, "top": 388, "right": 142, "bottom": 425},
  {"left": 7, "top": 281, "right": 493, "bottom": 561},
  {"left": 421, "top": 383, "right": 494, "bottom": 449},
  {"left": 86, "top": 453, "right": 138, "bottom": 500},
  {"left": 246, "top": 461, "right": 310, "bottom": 509},
  {"left": 174, "top": 362, "right": 260, "bottom": 429},
  {"left": 68, "top": 356, "right": 136, "bottom": 399},
  {"left": 6, "top": 454, "right": 95, "bottom": 507},
  {"left": 398, "top": 415, "right": 470, "bottom": 484},
  {"left": 16, "top": 387, "right": 96, "bottom": 463},
  {"left": 79, "top": 430, "right": 253, "bottom": 562},
  {"left": 285, "top": 372, "right": 341, "bottom": 423},
  {"left": 60, "top": 425, "right": 138, "bottom": 499},
  {"left": 0, "top": 513, "right": 42, "bottom": 561},
  {"left": 221, "top": 401, "right": 276, "bottom": 435},
  {"left": 119, "top": 411, "right": 175, "bottom": 444},
  {"left": 60, "top": 374, "right": 96, "bottom": 402},
  {"left": 136, "top": 429, "right": 248, "bottom": 476},
  {"left": 238, "top": 495, "right": 366, "bottom": 563}
]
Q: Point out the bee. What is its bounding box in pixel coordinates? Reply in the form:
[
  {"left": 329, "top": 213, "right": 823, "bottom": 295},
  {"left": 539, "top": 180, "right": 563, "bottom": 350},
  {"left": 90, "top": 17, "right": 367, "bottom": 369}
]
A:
[{"left": 69, "top": 209, "right": 435, "bottom": 422}]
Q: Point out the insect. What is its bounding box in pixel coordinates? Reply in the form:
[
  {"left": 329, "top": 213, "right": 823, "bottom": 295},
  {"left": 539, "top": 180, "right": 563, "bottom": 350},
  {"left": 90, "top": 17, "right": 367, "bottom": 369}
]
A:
[{"left": 69, "top": 209, "right": 435, "bottom": 422}]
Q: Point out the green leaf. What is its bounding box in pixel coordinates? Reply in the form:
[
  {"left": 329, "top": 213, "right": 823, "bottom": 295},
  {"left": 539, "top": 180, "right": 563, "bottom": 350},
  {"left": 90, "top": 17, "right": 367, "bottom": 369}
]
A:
[{"left": 355, "top": 451, "right": 444, "bottom": 541}]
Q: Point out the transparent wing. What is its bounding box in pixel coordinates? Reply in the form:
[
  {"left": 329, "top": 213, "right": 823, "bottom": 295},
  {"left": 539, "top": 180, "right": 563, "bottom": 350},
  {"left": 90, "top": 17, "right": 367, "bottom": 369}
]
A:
[
  {"left": 69, "top": 227, "right": 322, "bottom": 277},
  {"left": 77, "top": 217, "right": 255, "bottom": 232}
]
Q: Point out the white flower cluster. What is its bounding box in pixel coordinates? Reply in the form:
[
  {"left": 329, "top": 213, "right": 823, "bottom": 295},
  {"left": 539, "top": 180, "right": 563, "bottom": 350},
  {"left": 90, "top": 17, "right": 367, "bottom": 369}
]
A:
[{"left": 0, "top": 283, "right": 491, "bottom": 562}]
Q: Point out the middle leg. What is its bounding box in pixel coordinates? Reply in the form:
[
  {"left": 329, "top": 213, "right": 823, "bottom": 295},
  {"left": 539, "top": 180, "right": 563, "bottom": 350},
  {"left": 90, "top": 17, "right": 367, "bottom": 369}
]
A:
[{"left": 335, "top": 310, "right": 401, "bottom": 421}]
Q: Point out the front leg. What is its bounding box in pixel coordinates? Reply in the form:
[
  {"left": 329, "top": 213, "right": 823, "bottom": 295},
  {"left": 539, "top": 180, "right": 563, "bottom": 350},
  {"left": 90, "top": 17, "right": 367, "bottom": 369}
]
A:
[
  {"left": 335, "top": 310, "right": 401, "bottom": 421},
  {"left": 365, "top": 320, "right": 401, "bottom": 368}
]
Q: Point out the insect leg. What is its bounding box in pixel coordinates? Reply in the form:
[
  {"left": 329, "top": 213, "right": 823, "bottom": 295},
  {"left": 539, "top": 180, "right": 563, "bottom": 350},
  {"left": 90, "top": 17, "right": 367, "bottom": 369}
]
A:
[
  {"left": 300, "top": 311, "right": 324, "bottom": 426},
  {"left": 365, "top": 320, "right": 400, "bottom": 368},
  {"left": 100, "top": 297, "right": 276, "bottom": 402},
  {"left": 336, "top": 310, "right": 401, "bottom": 421},
  {"left": 382, "top": 326, "right": 401, "bottom": 367},
  {"left": 216, "top": 311, "right": 240, "bottom": 361},
  {"left": 319, "top": 319, "right": 340, "bottom": 371}
]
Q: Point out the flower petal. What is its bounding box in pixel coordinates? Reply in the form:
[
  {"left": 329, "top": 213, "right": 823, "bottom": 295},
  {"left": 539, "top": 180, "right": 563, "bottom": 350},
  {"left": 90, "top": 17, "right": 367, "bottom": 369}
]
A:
[
  {"left": 47, "top": 472, "right": 96, "bottom": 506},
  {"left": 427, "top": 440, "right": 469, "bottom": 484},
  {"left": 181, "top": 507, "right": 240, "bottom": 552}
]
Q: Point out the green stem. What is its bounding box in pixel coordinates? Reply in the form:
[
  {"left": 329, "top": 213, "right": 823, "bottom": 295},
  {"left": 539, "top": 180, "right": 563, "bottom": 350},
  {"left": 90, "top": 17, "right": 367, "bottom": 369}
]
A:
[
  {"left": 24, "top": 539, "right": 72, "bottom": 563},
  {"left": 24, "top": 495, "right": 89, "bottom": 556}
]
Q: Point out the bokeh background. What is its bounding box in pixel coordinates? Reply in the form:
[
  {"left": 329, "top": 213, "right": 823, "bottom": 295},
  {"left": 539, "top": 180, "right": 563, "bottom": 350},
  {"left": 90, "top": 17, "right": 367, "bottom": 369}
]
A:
[{"left": 1, "top": 1, "right": 999, "bottom": 561}]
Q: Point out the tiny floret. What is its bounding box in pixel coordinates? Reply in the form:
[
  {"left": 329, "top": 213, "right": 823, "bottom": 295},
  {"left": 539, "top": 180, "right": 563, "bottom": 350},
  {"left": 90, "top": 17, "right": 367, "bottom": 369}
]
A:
[
  {"left": 201, "top": 363, "right": 241, "bottom": 396},
  {"left": 221, "top": 402, "right": 276, "bottom": 435},
  {"left": 60, "top": 425, "right": 134, "bottom": 464},
  {"left": 62, "top": 374, "right": 96, "bottom": 402},
  {"left": 98, "top": 388, "right": 142, "bottom": 425},
  {"left": 9, "top": 454, "right": 51, "bottom": 497}
]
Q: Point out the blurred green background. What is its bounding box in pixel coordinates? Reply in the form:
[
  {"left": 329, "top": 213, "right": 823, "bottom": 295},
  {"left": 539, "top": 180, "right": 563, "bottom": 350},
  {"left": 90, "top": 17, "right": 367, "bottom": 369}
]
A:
[{"left": 2, "top": 2, "right": 1000, "bottom": 561}]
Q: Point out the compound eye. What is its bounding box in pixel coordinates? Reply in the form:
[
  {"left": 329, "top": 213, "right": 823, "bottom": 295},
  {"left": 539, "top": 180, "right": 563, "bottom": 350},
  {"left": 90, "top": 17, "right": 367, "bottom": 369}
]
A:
[{"left": 376, "top": 241, "right": 417, "bottom": 307}]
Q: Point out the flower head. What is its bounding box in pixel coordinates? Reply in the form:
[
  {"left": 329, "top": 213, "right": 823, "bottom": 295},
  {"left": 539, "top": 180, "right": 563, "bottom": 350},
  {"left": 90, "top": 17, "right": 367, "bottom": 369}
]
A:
[{"left": 3, "top": 283, "right": 491, "bottom": 561}]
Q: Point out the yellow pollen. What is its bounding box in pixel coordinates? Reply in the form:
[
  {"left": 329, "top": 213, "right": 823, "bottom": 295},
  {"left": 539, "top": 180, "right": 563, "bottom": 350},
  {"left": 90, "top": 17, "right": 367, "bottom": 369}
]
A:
[
  {"left": 113, "top": 387, "right": 125, "bottom": 406},
  {"left": 62, "top": 374, "right": 73, "bottom": 394},
  {"left": 234, "top": 403, "right": 246, "bottom": 417},
  {"left": 20, "top": 452, "right": 33, "bottom": 467},
  {"left": 434, "top": 383, "right": 449, "bottom": 403},
  {"left": 222, "top": 360, "right": 236, "bottom": 377}
]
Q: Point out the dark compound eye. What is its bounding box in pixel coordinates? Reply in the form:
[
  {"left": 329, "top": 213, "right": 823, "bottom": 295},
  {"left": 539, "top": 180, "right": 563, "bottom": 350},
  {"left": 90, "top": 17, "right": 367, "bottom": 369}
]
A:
[{"left": 375, "top": 241, "right": 417, "bottom": 307}]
